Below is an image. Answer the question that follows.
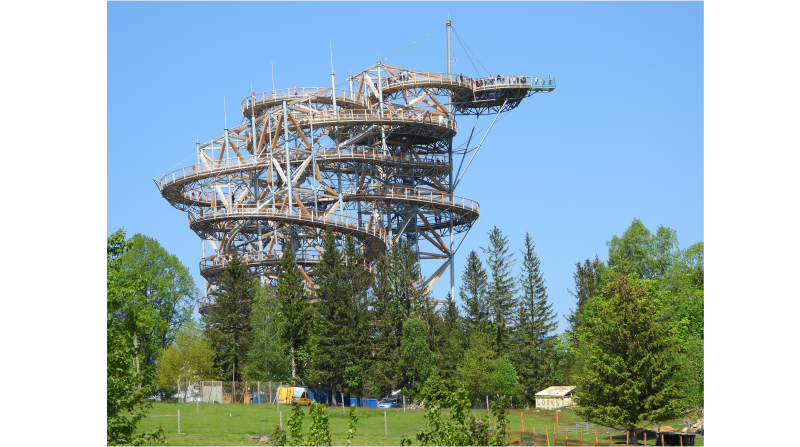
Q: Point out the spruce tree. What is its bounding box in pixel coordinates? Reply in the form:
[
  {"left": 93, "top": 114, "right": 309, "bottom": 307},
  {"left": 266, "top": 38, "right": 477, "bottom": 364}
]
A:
[
  {"left": 459, "top": 250, "right": 491, "bottom": 338},
  {"left": 514, "top": 233, "right": 558, "bottom": 404},
  {"left": 371, "top": 242, "right": 429, "bottom": 396},
  {"left": 481, "top": 227, "right": 518, "bottom": 355},
  {"left": 311, "top": 231, "right": 373, "bottom": 400},
  {"left": 203, "top": 254, "right": 256, "bottom": 381},
  {"left": 575, "top": 266, "right": 687, "bottom": 445},
  {"left": 437, "top": 293, "right": 464, "bottom": 386},
  {"left": 276, "top": 244, "right": 313, "bottom": 384},
  {"left": 565, "top": 256, "right": 600, "bottom": 346}
]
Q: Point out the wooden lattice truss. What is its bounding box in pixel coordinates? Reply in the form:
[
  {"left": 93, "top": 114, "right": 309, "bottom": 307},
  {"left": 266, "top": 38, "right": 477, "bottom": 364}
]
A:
[{"left": 154, "top": 64, "right": 554, "bottom": 314}]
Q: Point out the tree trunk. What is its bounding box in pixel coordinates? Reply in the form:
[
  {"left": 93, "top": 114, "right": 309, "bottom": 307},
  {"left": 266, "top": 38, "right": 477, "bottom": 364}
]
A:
[
  {"left": 628, "top": 428, "right": 639, "bottom": 445},
  {"left": 133, "top": 331, "right": 140, "bottom": 389},
  {"left": 290, "top": 344, "right": 297, "bottom": 385}
]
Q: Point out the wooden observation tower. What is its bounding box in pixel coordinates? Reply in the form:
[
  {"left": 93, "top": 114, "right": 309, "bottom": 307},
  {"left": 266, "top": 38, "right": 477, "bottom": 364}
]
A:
[{"left": 154, "top": 21, "right": 555, "bottom": 313}]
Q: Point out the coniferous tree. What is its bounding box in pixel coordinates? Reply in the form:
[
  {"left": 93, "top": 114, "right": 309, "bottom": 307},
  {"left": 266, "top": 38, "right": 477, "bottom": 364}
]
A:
[
  {"left": 203, "top": 254, "right": 256, "bottom": 381},
  {"left": 575, "top": 266, "right": 687, "bottom": 445},
  {"left": 437, "top": 293, "right": 464, "bottom": 386},
  {"left": 371, "top": 242, "right": 429, "bottom": 396},
  {"left": 565, "top": 256, "right": 600, "bottom": 344},
  {"left": 276, "top": 245, "right": 313, "bottom": 384},
  {"left": 481, "top": 227, "right": 518, "bottom": 356},
  {"left": 310, "top": 231, "right": 373, "bottom": 400},
  {"left": 459, "top": 250, "right": 491, "bottom": 337},
  {"left": 514, "top": 233, "right": 558, "bottom": 404}
]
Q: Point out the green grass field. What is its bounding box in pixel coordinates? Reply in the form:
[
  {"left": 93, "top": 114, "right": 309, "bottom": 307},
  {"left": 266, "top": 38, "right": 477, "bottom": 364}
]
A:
[{"left": 137, "top": 403, "right": 702, "bottom": 446}]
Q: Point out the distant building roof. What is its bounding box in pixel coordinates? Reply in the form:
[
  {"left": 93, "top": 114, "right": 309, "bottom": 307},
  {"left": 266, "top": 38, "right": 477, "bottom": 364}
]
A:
[{"left": 535, "top": 386, "right": 576, "bottom": 397}]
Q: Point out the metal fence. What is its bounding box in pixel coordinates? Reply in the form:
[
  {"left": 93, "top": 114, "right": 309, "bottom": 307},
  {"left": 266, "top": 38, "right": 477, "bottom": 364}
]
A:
[{"left": 174, "top": 381, "right": 285, "bottom": 404}]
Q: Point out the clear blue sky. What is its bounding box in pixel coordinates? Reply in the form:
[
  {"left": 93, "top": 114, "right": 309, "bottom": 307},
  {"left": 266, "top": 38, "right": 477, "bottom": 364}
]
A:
[{"left": 107, "top": 1, "right": 703, "bottom": 331}]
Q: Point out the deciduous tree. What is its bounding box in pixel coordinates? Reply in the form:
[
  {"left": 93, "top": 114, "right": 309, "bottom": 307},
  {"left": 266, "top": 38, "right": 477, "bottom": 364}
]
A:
[{"left": 107, "top": 229, "right": 165, "bottom": 445}]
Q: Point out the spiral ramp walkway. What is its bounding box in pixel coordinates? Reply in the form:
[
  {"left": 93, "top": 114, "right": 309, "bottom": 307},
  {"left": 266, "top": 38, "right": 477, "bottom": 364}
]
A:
[{"left": 155, "top": 62, "right": 554, "bottom": 314}]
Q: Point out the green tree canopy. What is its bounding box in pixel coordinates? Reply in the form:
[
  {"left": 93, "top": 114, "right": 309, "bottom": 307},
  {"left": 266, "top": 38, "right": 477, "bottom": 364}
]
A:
[
  {"left": 575, "top": 267, "right": 687, "bottom": 445},
  {"left": 203, "top": 254, "right": 257, "bottom": 381},
  {"left": 107, "top": 229, "right": 165, "bottom": 445},
  {"left": 400, "top": 318, "right": 439, "bottom": 399},
  {"left": 114, "top": 233, "right": 198, "bottom": 383},
  {"left": 247, "top": 282, "right": 291, "bottom": 381},
  {"left": 514, "top": 233, "right": 558, "bottom": 404},
  {"left": 276, "top": 245, "right": 313, "bottom": 384},
  {"left": 481, "top": 227, "right": 518, "bottom": 356},
  {"left": 156, "top": 321, "right": 216, "bottom": 399}
]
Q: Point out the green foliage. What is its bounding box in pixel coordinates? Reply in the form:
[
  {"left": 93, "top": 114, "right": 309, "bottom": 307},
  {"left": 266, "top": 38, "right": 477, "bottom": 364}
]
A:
[
  {"left": 459, "top": 250, "right": 491, "bottom": 336},
  {"left": 455, "top": 331, "right": 495, "bottom": 402},
  {"left": 574, "top": 267, "right": 688, "bottom": 445},
  {"left": 115, "top": 234, "right": 198, "bottom": 382},
  {"left": 490, "top": 395, "right": 510, "bottom": 446},
  {"left": 437, "top": 293, "right": 465, "bottom": 386},
  {"left": 247, "top": 283, "right": 291, "bottom": 381},
  {"left": 419, "top": 373, "right": 448, "bottom": 406},
  {"left": 287, "top": 405, "right": 305, "bottom": 446},
  {"left": 107, "top": 229, "right": 166, "bottom": 445},
  {"left": 490, "top": 357, "right": 522, "bottom": 406},
  {"left": 400, "top": 435, "right": 414, "bottom": 446},
  {"left": 276, "top": 246, "right": 313, "bottom": 384},
  {"left": 271, "top": 424, "right": 287, "bottom": 446},
  {"left": 606, "top": 219, "right": 680, "bottom": 281},
  {"left": 400, "top": 318, "right": 439, "bottom": 399},
  {"left": 310, "top": 231, "right": 373, "bottom": 398},
  {"left": 514, "top": 233, "right": 558, "bottom": 404},
  {"left": 346, "top": 405, "right": 359, "bottom": 445},
  {"left": 371, "top": 242, "right": 429, "bottom": 396},
  {"left": 416, "top": 387, "right": 491, "bottom": 446},
  {"left": 307, "top": 401, "right": 332, "bottom": 446},
  {"left": 203, "top": 254, "right": 257, "bottom": 381},
  {"left": 155, "top": 321, "right": 216, "bottom": 398},
  {"left": 481, "top": 227, "right": 518, "bottom": 356},
  {"left": 565, "top": 256, "right": 599, "bottom": 347}
]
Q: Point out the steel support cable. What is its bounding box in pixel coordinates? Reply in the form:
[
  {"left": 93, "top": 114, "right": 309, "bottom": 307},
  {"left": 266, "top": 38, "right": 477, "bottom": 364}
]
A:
[
  {"left": 383, "top": 23, "right": 445, "bottom": 63},
  {"left": 451, "top": 28, "right": 482, "bottom": 78},
  {"left": 451, "top": 26, "right": 491, "bottom": 77}
]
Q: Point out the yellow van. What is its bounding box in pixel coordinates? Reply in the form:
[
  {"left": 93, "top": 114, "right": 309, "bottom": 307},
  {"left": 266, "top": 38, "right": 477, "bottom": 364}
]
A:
[{"left": 276, "top": 386, "right": 311, "bottom": 406}]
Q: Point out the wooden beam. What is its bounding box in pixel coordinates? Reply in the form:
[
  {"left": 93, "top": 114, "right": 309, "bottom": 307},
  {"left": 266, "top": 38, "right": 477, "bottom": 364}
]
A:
[
  {"left": 418, "top": 228, "right": 448, "bottom": 254},
  {"left": 214, "top": 185, "right": 230, "bottom": 208},
  {"left": 293, "top": 194, "right": 312, "bottom": 219},
  {"left": 228, "top": 140, "right": 245, "bottom": 163},
  {"left": 355, "top": 76, "right": 365, "bottom": 103},
  {"left": 271, "top": 157, "right": 288, "bottom": 183},
  {"left": 418, "top": 213, "right": 449, "bottom": 254},
  {"left": 291, "top": 156, "right": 313, "bottom": 185},
  {"left": 298, "top": 266, "right": 317, "bottom": 288},
  {"left": 270, "top": 113, "right": 284, "bottom": 150},
  {"left": 423, "top": 259, "right": 451, "bottom": 294},
  {"left": 286, "top": 113, "right": 312, "bottom": 149},
  {"left": 321, "top": 200, "right": 339, "bottom": 221}
]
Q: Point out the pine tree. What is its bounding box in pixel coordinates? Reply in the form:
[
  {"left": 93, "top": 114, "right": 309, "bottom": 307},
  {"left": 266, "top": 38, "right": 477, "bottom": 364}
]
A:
[
  {"left": 481, "top": 227, "right": 518, "bottom": 355},
  {"left": 276, "top": 245, "right": 313, "bottom": 384},
  {"left": 459, "top": 250, "right": 491, "bottom": 338},
  {"left": 574, "top": 267, "right": 687, "bottom": 445},
  {"left": 514, "top": 233, "right": 558, "bottom": 404},
  {"left": 203, "top": 254, "right": 256, "bottom": 381}
]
